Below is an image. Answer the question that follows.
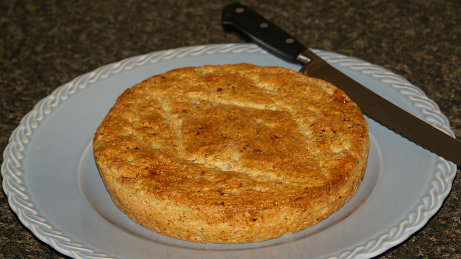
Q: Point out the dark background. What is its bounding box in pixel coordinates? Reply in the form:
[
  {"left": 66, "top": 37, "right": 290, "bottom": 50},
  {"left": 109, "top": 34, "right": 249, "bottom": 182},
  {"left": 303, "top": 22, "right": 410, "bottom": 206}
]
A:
[{"left": 1, "top": 0, "right": 460, "bottom": 258}]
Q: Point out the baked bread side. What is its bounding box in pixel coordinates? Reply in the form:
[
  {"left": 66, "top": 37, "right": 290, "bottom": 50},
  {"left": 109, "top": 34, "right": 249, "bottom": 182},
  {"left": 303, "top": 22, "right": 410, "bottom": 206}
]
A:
[{"left": 93, "top": 64, "right": 369, "bottom": 243}]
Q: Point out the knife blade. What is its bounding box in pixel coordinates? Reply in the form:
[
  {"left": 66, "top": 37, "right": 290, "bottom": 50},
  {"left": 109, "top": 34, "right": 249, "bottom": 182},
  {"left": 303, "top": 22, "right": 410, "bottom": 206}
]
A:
[{"left": 222, "top": 3, "right": 461, "bottom": 167}]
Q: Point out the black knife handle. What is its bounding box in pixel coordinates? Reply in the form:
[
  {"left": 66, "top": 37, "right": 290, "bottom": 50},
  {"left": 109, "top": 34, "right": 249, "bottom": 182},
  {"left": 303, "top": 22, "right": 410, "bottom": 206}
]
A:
[{"left": 222, "top": 3, "right": 307, "bottom": 63}]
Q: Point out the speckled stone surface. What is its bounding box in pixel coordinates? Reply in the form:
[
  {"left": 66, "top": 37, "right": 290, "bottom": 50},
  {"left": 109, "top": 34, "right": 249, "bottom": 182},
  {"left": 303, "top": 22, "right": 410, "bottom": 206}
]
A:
[{"left": 1, "top": 0, "right": 459, "bottom": 258}]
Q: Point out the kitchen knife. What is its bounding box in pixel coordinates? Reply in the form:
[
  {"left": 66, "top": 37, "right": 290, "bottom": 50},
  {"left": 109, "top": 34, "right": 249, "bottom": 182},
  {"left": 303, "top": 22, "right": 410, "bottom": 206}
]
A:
[{"left": 222, "top": 3, "right": 461, "bottom": 167}]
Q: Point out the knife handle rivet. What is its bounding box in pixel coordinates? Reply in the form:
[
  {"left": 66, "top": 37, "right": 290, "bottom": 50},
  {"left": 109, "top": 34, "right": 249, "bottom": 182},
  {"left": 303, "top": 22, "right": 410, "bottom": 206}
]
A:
[
  {"left": 235, "top": 7, "right": 245, "bottom": 13},
  {"left": 259, "top": 22, "right": 269, "bottom": 28},
  {"left": 285, "top": 38, "right": 295, "bottom": 44}
]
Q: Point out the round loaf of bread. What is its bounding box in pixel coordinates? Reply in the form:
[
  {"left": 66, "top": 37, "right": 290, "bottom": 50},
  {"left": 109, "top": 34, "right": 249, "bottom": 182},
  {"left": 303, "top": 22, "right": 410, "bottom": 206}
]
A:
[{"left": 93, "top": 64, "right": 369, "bottom": 244}]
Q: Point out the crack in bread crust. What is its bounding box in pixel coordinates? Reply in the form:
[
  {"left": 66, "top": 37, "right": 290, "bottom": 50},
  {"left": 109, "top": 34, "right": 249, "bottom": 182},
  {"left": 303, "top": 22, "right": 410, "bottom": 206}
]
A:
[{"left": 93, "top": 64, "right": 369, "bottom": 244}]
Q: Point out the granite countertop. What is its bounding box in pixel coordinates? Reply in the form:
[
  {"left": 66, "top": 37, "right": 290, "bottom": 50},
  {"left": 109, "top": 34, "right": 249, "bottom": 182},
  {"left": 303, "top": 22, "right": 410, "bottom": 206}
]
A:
[{"left": 1, "top": 0, "right": 459, "bottom": 258}]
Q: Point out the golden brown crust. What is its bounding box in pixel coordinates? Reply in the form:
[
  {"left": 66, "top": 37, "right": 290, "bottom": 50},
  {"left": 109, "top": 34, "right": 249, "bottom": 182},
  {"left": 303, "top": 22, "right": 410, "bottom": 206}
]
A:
[{"left": 93, "top": 64, "right": 369, "bottom": 243}]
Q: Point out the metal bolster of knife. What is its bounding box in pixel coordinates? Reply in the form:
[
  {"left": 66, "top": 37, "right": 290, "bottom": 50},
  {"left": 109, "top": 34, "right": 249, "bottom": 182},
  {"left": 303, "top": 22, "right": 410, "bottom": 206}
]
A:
[
  {"left": 296, "top": 52, "right": 312, "bottom": 65},
  {"left": 297, "top": 49, "right": 328, "bottom": 74}
]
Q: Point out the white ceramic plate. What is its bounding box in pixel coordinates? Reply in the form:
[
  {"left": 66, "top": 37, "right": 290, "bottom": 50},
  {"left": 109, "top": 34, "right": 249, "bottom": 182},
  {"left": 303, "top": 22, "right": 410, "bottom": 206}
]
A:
[{"left": 2, "top": 43, "right": 457, "bottom": 259}]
